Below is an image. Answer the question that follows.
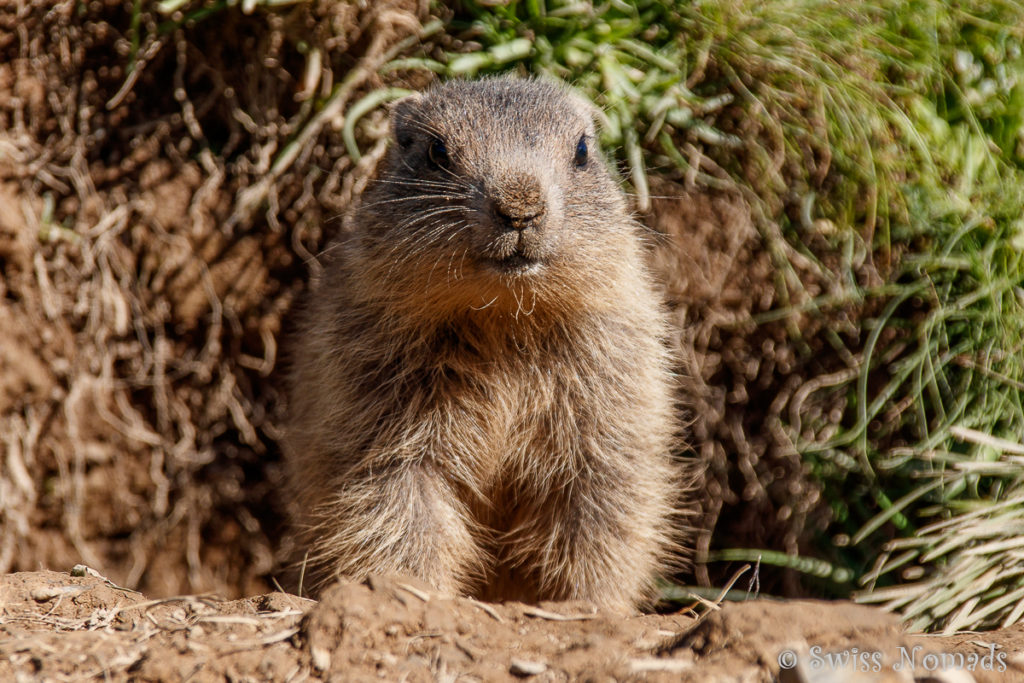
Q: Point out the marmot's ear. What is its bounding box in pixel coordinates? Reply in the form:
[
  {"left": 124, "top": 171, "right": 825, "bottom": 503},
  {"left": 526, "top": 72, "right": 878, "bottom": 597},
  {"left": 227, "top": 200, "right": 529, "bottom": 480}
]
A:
[{"left": 389, "top": 92, "right": 425, "bottom": 148}]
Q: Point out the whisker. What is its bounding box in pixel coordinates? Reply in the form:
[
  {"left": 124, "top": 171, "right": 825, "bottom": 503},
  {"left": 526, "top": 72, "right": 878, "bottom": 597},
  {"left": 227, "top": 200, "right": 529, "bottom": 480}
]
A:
[
  {"left": 470, "top": 293, "right": 498, "bottom": 311},
  {"left": 425, "top": 221, "right": 470, "bottom": 288},
  {"left": 372, "top": 176, "right": 470, "bottom": 191},
  {"left": 359, "top": 193, "right": 474, "bottom": 211},
  {"left": 390, "top": 206, "right": 467, "bottom": 233},
  {"left": 381, "top": 213, "right": 469, "bottom": 281},
  {"left": 441, "top": 223, "right": 473, "bottom": 283}
]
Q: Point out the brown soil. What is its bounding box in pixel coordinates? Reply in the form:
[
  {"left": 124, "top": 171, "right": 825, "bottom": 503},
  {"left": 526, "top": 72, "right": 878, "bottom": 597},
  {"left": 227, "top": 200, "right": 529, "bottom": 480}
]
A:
[{"left": 3, "top": 570, "right": 1022, "bottom": 682}]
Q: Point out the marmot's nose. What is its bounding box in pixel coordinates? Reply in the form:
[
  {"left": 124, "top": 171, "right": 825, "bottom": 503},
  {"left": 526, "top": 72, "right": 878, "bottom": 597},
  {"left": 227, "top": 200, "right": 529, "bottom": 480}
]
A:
[
  {"left": 495, "top": 204, "right": 546, "bottom": 231},
  {"left": 491, "top": 175, "right": 546, "bottom": 231}
]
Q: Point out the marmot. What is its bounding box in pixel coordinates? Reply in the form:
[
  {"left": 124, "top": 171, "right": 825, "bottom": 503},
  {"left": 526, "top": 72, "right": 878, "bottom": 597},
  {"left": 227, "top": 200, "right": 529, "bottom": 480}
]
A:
[{"left": 283, "top": 76, "right": 684, "bottom": 611}]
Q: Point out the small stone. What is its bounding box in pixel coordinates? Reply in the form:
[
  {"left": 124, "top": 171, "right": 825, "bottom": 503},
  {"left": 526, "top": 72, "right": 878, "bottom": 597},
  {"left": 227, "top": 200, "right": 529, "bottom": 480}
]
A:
[
  {"left": 30, "top": 585, "right": 86, "bottom": 602},
  {"left": 30, "top": 586, "right": 64, "bottom": 602},
  {"left": 311, "top": 645, "right": 331, "bottom": 671},
  {"left": 510, "top": 658, "right": 547, "bottom": 676},
  {"left": 70, "top": 564, "right": 102, "bottom": 579}
]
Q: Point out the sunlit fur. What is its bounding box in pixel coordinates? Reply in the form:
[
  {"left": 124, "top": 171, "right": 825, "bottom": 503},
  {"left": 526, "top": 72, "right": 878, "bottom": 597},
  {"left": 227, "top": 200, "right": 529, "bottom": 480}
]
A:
[{"left": 283, "top": 76, "right": 686, "bottom": 612}]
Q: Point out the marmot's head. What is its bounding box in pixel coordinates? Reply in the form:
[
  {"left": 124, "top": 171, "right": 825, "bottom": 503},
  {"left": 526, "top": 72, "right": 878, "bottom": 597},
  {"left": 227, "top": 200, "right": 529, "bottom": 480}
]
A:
[{"left": 358, "top": 76, "right": 639, "bottom": 316}]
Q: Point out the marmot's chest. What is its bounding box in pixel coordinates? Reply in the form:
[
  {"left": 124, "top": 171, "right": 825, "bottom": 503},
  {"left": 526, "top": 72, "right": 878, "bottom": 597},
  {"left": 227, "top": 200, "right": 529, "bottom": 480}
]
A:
[{"left": 429, "top": 354, "right": 582, "bottom": 484}]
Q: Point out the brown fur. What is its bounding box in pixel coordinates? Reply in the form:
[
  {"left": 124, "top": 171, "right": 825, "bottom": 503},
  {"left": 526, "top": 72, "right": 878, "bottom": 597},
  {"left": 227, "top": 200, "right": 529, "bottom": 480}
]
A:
[{"left": 283, "top": 76, "right": 685, "bottom": 612}]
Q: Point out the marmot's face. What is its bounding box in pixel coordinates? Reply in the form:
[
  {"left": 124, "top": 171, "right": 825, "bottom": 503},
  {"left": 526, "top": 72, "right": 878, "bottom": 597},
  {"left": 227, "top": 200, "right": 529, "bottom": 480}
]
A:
[{"left": 363, "top": 77, "right": 631, "bottom": 304}]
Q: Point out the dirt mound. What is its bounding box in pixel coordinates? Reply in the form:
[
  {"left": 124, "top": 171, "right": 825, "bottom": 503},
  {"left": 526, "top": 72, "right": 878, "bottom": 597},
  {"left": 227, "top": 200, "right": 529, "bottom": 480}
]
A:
[
  {"left": 0, "top": 569, "right": 309, "bottom": 681},
  {"left": 3, "top": 570, "right": 1022, "bottom": 682}
]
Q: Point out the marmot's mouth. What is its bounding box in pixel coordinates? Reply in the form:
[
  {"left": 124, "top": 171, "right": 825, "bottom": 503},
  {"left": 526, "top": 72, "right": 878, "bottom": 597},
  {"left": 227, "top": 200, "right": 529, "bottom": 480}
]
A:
[
  {"left": 488, "top": 252, "right": 543, "bottom": 276},
  {"left": 482, "top": 230, "right": 546, "bottom": 276}
]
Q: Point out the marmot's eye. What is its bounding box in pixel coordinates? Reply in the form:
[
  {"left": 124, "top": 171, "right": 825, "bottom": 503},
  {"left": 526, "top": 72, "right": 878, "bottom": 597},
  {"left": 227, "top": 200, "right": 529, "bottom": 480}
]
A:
[
  {"left": 573, "top": 135, "right": 588, "bottom": 168},
  {"left": 428, "top": 138, "right": 449, "bottom": 168}
]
